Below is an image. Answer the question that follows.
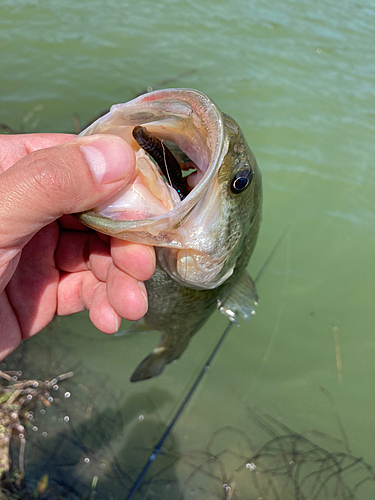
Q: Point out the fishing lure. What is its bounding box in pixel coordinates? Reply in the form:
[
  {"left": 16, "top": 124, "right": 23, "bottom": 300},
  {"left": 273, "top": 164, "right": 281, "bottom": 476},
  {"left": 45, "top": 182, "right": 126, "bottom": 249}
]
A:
[{"left": 132, "top": 125, "right": 187, "bottom": 200}]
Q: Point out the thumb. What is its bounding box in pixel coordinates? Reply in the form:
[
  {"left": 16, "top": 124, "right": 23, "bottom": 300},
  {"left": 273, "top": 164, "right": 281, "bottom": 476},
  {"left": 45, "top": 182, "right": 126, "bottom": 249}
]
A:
[{"left": 0, "top": 135, "right": 135, "bottom": 249}]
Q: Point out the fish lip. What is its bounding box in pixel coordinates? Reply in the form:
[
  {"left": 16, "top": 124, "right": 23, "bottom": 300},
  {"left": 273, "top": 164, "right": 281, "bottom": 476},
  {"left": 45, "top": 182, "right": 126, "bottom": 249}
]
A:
[{"left": 78, "top": 88, "right": 227, "bottom": 229}]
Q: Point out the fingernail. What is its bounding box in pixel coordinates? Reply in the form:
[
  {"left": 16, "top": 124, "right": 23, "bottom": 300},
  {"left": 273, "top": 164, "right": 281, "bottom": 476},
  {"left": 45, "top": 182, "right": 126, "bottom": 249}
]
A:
[
  {"left": 114, "top": 312, "right": 121, "bottom": 333},
  {"left": 80, "top": 136, "right": 135, "bottom": 184},
  {"left": 138, "top": 281, "right": 148, "bottom": 311},
  {"left": 147, "top": 246, "right": 156, "bottom": 271}
]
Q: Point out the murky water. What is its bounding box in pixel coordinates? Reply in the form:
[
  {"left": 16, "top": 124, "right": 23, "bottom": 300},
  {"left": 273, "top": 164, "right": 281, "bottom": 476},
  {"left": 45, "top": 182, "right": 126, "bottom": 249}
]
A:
[{"left": 1, "top": 0, "right": 375, "bottom": 498}]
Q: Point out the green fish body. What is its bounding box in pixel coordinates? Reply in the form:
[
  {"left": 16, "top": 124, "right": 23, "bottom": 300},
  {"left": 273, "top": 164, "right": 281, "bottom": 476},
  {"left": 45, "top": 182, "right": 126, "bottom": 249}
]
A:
[{"left": 77, "top": 89, "right": 262, "bottom": 381}]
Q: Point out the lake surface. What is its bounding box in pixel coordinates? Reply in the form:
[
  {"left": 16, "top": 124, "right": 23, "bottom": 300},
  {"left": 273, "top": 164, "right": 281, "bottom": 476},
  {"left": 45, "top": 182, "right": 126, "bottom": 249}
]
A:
[{"left": 1, "top": 0, "right": 374, "bottom": 498}]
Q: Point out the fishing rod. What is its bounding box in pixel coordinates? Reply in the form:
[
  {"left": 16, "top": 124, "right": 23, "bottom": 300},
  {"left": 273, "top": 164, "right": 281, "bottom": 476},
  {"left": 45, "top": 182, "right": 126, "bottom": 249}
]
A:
[
  {"left": 125, "top": 231, "right": 285, "bottom": 499},
  {"left": 125, "top": 320, "right": 235, "bottom": 500}
]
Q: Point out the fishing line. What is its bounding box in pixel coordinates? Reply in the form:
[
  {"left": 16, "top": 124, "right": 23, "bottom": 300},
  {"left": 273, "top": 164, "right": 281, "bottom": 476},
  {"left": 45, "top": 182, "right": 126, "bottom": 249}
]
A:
[
  {"left": 254, "top": 229, "right": 287, "bottom": 285},
  {"left": 161, "top": 139, "right": 173, "bottom": 190},
  {"left": 160, "top": 137, "right": 188, "bottom": 284},
  {"left": 125, "top": 320, "right": 235, "bottom": 500}
]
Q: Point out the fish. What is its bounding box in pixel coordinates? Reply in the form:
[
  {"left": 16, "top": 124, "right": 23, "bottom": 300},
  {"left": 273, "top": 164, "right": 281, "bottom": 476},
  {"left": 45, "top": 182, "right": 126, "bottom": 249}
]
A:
[{"left": 76, "top": 88, "right": 262, "bottom": 382}]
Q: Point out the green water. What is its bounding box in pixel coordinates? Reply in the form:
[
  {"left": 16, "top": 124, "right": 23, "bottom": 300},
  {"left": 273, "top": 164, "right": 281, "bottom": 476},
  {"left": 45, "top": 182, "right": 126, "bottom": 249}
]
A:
[{"left": 1, "top": 0, "right": 375, "bottom": 498}]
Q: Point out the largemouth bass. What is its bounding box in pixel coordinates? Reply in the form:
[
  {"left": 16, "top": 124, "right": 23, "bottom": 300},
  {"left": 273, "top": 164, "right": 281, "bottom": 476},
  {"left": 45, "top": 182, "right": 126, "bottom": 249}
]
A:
[{"left": 77, "top": 89, "right": 262, "bottom": 382}]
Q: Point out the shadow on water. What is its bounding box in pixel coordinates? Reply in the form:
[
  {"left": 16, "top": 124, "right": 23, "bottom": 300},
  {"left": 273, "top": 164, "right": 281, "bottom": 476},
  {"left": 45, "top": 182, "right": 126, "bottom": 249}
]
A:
[
  {"left": 2, "top": 322, "right": 375, "bottom": 499},
  {"left": 2, "top": 323, "right": 178, "bottom": 499}
]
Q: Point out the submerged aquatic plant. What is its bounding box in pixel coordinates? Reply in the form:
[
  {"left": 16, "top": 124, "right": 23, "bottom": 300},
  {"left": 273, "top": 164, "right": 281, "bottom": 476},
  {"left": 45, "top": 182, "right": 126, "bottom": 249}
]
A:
[
  {"left": 0, "top": 368, "right": 74, "bottom": 499},
  {"left": 138, "top": 411, "right": 375, "bottom": 500},
  {"left": 0, "top": 369, "right": 74, "bottom": 474}
]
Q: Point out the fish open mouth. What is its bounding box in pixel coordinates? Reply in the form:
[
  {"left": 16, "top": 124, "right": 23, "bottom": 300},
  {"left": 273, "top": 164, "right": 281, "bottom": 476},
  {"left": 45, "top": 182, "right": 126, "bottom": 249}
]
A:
[
  {"left": 77, "top": 89, "right": 235, "bottom": 288},
  {"left": 93, "top": 126, "right": 197, "bottom": 222},
  {"left": 79, "top": 89, "right": 226, "bottom": 228}
]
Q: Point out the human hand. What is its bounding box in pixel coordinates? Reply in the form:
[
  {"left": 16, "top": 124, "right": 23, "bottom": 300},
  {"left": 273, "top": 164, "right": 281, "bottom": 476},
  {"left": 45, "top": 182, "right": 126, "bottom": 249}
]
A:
[{"left": 0, "top": 133, "right": 156, "bottom": 360}]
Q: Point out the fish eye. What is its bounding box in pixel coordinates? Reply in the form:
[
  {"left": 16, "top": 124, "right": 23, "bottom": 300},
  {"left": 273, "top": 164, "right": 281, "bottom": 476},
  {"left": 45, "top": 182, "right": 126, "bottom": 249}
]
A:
[{"left": 230, "top": 169, "right": 253, "bottom": 194}]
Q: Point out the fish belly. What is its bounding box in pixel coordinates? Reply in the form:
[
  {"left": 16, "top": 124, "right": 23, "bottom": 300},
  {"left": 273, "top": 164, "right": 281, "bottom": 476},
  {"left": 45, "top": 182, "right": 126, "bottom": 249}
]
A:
[{"left": 131, "top": 265, "right": 218, "bottom": 381}]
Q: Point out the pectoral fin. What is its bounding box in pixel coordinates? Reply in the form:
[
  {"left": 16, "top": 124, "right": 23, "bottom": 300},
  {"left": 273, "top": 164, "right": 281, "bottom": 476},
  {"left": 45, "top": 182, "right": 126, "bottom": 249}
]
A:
[{"left": 218, "top": 270, "right": 258, "bottom": 323}]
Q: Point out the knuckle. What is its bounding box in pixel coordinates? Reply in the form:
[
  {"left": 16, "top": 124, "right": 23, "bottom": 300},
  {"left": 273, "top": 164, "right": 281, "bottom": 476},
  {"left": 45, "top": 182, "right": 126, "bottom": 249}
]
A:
[
  {"left": 32, "top": 153, "right": 71, "bottom": 192},
  {"left": 28, "top": 150, "right": 83, "bottom": 213}
]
